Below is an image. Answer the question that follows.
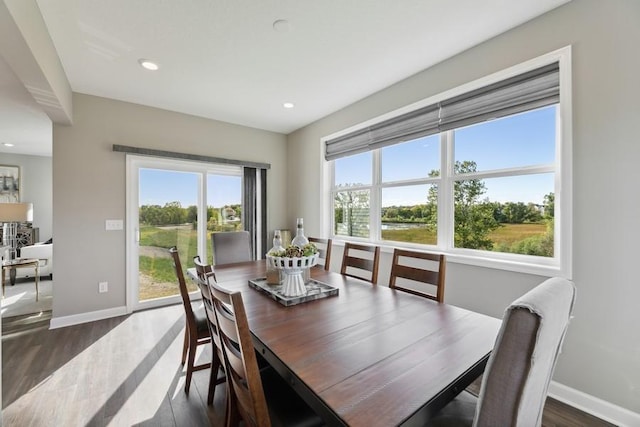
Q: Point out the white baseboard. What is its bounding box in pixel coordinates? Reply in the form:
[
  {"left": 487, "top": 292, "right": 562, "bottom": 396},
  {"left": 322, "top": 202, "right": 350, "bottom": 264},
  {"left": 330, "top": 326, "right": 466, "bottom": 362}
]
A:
[
  {"left": 549, "top": 381, "right": 640, "bottom": 427},
  {"left": 49, "top": 306, "right": 128, "bottom": 329}
]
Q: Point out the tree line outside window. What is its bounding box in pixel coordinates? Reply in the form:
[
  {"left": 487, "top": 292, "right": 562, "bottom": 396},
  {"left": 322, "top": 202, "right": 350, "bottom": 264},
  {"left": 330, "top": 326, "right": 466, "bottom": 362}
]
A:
[{"left": 139, "top": 202, "right": 243, "bottom": 232}]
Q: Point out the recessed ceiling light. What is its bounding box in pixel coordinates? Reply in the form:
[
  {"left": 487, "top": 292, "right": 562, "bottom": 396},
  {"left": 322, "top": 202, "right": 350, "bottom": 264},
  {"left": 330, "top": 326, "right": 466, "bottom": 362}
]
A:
[
  {"left": 283, "top": 102, "right": 295, "bottom": 109},
  {"left": 3, "top": 143, "right": 14, "bottom": 147},
  {"left": 138, "top": 59, "right": 159, "bottom": 71}
]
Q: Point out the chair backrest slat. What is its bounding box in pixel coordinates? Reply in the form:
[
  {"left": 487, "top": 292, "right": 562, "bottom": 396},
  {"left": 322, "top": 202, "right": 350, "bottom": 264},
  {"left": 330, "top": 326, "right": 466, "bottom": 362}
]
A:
[
  {"left": 340, "top": 242, "right": 380, "bottom": 284},
  {"left": 345, "top": 256, "right": 374, "bottom": 271},
  {"left": 308, "top": 237, "right": 332, "bottom": 270},
  {"left": 392, "top": 264, "right": 440, "bottom": 285},
  {"left": 193, "top": 256, "right": 224, "bottom": 350},
  {"left": 169, "top": 247, "right": 196, "bottom": 325},
  {"left": 389, "top": 249, "right": 446, "bottom": 302}
]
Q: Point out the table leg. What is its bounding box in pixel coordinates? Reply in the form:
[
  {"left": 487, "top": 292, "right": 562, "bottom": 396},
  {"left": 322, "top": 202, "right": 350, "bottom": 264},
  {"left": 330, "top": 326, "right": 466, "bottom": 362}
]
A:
[
  {"left": 10, "top": 267, "right": 16, "bottom": 286},
  {"left": 1, "top": 266, "right": 4, "bottom": 298}
]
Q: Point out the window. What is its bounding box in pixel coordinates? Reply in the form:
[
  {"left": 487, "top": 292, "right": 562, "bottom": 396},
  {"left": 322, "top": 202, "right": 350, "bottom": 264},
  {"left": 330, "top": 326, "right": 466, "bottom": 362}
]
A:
[
  {"left": 380, "top": 135, "right": 439, "bottom": 245},
  {"left": 334, "top": 152, "right": 372, "bottom": 238},
  {"left": 326, "top": 49, "right": 572, "bottom": 276},
  {"left": 450, "top": 106, "right": 556, "bottom": 255}
]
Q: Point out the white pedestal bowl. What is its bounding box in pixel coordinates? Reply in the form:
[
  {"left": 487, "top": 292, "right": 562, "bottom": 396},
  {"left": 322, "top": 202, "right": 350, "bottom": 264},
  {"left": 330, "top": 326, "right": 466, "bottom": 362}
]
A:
[{"left": 266, "top": 253, "right": 318, "bottom": 297}]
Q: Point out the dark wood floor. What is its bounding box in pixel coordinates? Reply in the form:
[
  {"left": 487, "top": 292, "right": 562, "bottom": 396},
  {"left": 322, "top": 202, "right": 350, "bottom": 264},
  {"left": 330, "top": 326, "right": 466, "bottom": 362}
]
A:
[{"left": 2, "top": 306, "right": 616, "bottom": 426}]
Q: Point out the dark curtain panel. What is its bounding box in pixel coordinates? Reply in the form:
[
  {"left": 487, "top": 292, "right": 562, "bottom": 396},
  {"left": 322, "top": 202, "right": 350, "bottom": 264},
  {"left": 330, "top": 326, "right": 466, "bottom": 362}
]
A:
[
  {"left": 243, "top": 167, "right": 257, "bottom": 259},
  {"left": 260, "top": 168, "right": 267, "bottom": 257},
  {"left": 243, "top": 167, "right": 267, "bottom": 259}
]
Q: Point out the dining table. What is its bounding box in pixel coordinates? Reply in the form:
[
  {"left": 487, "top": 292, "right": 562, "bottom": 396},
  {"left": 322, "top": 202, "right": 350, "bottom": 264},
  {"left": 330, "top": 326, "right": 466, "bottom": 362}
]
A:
[{"left": 189, "top": 260, "right": 501, "bottom": 427}]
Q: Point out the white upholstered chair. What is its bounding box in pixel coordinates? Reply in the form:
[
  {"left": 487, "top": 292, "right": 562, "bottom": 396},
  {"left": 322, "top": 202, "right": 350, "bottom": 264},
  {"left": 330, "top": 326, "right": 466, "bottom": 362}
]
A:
[
  {"left": 211, "top": 231, "right": 253, "bottom": 266},
  {"left": 428, "top": 277, "right": 576, "bottom": 427}
]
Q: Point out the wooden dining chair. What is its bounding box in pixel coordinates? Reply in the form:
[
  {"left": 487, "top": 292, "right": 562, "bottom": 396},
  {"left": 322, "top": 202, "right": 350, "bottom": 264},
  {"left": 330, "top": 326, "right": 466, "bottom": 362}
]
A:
[
  {"left": 308, "top": 237, "right": 332, "bottom": 271},
  {"left": 340, "top": 242, "right": 380, "bottom": 284},
  {"left": 168, "top": 247, "right": 211, "bottom": 394},
  {"left": 193, "top": 255, "right": 226, "bottom": 406},
  {"left": 208, "top": 282, "right": 324, "bottom": 427},
  {"left": 389, "top": 249, "right": 446, "bottom": 302},
  {"left": 427, "top": 277, "right": 576, "bottom": 427},
  {"left": 211, "top": 231, "right": 253, "bottom": 266}
]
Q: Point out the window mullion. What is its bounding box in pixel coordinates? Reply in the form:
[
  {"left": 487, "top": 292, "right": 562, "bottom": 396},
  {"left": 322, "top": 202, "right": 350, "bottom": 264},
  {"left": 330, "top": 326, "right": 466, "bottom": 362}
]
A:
[
  {"left": 371, "top": 149, "right": 382, "bottom": 242},
  {"left": 329, "top": 162, "right": 336, "bottom": 238},
  {"left": 439, "top": 131, "right": 454, "bottom": 250}
]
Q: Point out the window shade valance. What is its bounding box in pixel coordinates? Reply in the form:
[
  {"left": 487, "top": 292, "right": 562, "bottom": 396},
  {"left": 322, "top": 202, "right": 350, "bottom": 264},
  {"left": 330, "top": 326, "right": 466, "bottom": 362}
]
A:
[
  {"left": 325, "top": 62, "right": 559, "bottom": 161},
  {"left": 113, "top": 144, "right": 271, "bottom": 169}
]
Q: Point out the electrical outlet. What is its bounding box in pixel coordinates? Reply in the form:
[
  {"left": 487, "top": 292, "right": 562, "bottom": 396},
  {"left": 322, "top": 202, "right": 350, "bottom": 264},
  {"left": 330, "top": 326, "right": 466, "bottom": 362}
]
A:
[{"left": 99, "top": 281, "right": 108, "bottom": 293}]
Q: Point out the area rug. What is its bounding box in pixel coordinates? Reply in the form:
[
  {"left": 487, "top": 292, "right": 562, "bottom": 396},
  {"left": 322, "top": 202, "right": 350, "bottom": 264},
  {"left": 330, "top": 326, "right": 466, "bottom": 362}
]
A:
[{"left": 1, "top": 278, "right": 53, "bottom": 318}]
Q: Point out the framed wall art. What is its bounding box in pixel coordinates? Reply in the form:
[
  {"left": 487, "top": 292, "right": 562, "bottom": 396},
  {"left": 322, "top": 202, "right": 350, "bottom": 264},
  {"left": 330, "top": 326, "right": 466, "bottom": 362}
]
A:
[{"left": 0, "top": 165, "right": 20, "bottom": 202}]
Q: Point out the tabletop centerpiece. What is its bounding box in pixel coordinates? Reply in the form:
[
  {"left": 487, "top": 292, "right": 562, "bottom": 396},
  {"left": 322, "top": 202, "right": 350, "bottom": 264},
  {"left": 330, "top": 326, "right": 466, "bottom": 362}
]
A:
[{"left": 266, "top": 243, "right": 319, "bottom": 297}]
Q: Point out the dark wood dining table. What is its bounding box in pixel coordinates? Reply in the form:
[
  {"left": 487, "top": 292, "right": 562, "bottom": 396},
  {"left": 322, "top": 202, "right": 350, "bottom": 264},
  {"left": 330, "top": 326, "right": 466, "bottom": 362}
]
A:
[{"left": 190, "top": 260, "right": 500, "bottom": 426}]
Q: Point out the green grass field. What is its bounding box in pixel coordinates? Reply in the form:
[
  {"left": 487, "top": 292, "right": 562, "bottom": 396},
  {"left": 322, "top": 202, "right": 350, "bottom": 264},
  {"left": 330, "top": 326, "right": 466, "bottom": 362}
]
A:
[
  {"left": 487, "top": 223, "right": 547, "bottom": 245},
  {"left": 382, "top": 223, "right": 548, "bottom": 250},
  {"left": 139, "top": 225, "right": 199, "bottom": 301},
  {"left": 382, "top": 225, "right": 436, "bottom": 245}
]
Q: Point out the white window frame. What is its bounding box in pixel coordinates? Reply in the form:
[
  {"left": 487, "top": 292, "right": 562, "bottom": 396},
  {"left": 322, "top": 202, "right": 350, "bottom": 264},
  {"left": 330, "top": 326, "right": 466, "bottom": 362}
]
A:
[{"left": 322, "top": 46, "right": 572, "bottom": 278}]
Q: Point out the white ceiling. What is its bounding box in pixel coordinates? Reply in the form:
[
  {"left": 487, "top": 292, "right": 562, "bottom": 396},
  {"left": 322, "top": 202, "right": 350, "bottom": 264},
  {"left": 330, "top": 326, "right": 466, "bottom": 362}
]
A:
[{"left": 1, "top": 0, "right": 569, "bottom": 157}]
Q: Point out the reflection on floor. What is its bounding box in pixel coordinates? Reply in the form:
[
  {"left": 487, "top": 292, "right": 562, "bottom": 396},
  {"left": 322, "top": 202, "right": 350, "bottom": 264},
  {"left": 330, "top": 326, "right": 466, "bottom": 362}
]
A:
[
  {"left": 1, "top": 304, "right": 225, "bottom": 426},
  {"left": 2, "top": 310, "right": 51, "bottom": 337}
]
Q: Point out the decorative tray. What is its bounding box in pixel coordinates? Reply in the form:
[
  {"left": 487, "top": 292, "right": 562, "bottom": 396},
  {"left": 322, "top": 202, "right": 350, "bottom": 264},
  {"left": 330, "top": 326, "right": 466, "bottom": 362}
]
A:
[{"left": 248, "top": 277, "right": 339, "bottom": 306}]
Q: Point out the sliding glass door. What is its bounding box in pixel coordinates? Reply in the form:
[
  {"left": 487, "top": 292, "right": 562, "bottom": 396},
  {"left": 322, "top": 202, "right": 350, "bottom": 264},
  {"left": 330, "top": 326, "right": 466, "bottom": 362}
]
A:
[
  {"left": 137, "top": 168, "right": 200, "bottom": 304},
  {"left": 126, "top": 156, "right": 243, "bottom": 311}
]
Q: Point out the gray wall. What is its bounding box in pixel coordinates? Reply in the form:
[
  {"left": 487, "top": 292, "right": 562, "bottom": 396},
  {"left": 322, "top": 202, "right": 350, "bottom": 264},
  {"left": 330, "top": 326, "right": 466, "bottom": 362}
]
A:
[
  {"left": 53, "top": 93, "right": 288, "bottom": 317},
  {"left": 287, "top": 0, "right": 640, "bottom": 415},
  {"left": 0, "top": 152, "right": 52, "bottom": 240}
]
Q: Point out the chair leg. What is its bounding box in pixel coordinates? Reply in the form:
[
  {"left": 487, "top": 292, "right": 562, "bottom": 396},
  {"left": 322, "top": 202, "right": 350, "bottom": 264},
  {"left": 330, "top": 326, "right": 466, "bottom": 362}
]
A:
[
  {"left": 225, "top": 388, "right": 240, "bottom": 427},
  {"left": 185, "top": 335, "right": 197, "bottom": 394},
  {"left": 207, "top": 353, "right": 219, "bottom": 405},
  {"left": 181, "top": 324, "right": 189, "bottom": 366},
  {"left": 207, "top": 348, "right": 227, "bottom": 405}
]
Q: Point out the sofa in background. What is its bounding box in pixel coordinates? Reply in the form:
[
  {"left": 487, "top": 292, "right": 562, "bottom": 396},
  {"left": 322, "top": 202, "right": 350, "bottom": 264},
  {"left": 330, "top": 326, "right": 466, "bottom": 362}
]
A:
[{"left": 16, "top": 241, "right": 53, "bottom": 280}]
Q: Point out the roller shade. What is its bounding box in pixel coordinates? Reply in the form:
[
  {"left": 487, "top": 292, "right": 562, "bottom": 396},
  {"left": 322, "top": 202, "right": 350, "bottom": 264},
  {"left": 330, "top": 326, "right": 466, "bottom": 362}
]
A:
[
  {"left": 438, "top": 62, "right": 559, "bottom": 131},
  {"left": 325, "top": 62, "right": 559, "bottom": 161},
  {"left": 368, "top": 104, "right": 440, "bottom": 151},
  {"left": 325, "top": 127, "right": 372, "bottom": 161},
  {"left": 325, "top": 104, "right": 439, "bottom": 161}
]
